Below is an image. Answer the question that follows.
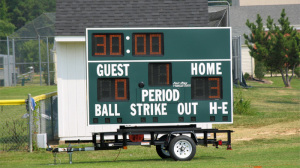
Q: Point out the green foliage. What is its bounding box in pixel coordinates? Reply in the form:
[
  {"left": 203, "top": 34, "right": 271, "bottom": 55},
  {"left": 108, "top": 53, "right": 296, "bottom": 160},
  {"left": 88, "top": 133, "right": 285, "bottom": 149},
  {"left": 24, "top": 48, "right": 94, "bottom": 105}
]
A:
[
  {"left": 15, "top": 40, "right": 49, "bottom": 73},
  {"left": 32, "top": 101, "right": 40, "bottom": 151},
  {"left": 254, "top": 60, "right": 266, "bottom": 80},
  {"left": 0, "top": 0, "right": 8, "bottom": 20},
  {"left": 244, "top": 9, "right": 300, "bottom": 87},
  {"left": 42, "top": 63, "right": 55, "bottom": 85},
  {"left": 6, "top": 0, "right": 56, "bottom": 29},
  {"left": 0, "top": 20, "right": 15, "bottom": 38},
  {"left": 233, "top": 89, "right": 253, "bottom": 115},
  {"left": 295, "top": 66, "right": 300, "bottom": 78},
  {"left": 243, "top": 72, "right": 250, "bottom": 80},
  {"left": 0, "top": 0, "right": 55, "bottom": 38}
]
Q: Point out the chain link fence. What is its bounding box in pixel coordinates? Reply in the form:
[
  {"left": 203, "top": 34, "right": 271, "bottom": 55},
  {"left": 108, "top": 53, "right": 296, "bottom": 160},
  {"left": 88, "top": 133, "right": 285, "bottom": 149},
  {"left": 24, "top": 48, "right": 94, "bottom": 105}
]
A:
[
  {"left": 0, "top": 13, "right": 55, "bottom": 87},
  {"left": 0, "top": 92, "right": 58, "bottom": 151},
  {"left": 0, "top": 104, "right": 28, "bottom": 151}
]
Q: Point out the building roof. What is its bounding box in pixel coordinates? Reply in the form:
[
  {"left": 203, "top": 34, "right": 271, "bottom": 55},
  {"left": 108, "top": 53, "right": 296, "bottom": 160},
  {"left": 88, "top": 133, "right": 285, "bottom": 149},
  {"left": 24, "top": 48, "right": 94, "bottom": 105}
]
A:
[
  {"left": 55, "top": 0, "right": 209, "bottom": 36},
  {"left": 230, "top": 4, "right": 300, "bottom": 43}
]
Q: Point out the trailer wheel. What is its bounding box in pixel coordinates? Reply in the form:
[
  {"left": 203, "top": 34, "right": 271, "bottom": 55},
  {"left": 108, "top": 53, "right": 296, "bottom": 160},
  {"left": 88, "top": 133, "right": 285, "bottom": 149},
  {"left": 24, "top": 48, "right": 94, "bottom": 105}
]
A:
[
  {"left": 169, "top": 136, "right": 196, "bottom": 161},
  {"left": 156, "top": 135, "right": 174, "bottom": 159}
]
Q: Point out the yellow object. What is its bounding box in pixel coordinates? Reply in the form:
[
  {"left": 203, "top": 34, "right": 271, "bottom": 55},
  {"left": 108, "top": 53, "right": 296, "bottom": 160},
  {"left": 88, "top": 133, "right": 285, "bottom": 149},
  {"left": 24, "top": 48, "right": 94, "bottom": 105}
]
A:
[{"left": 0, "top": 91, "right": 57, "bottom": 105}]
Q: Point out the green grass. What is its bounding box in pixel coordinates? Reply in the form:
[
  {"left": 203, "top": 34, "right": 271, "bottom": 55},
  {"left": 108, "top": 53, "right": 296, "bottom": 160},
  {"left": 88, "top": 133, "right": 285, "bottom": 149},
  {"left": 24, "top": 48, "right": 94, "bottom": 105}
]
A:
[
  {"left": 0, "top": 85, "right": 57, "bottom": 151},
  {"left": 0, "top": 136, "right": 299, "bottom": 167},
  {"left": 218, "top": 77, "right": 300, "bottom": 128},
  {"left": 0, "top": 85, "right": 57, "bottom": 99},
  {"left": 0, "top": 77, "right": 299, "bottom": 167}
]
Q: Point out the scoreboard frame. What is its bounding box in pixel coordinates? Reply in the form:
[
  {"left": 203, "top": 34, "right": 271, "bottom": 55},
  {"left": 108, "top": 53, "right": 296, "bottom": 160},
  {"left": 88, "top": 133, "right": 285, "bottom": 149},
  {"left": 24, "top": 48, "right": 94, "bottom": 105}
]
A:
[{"left": 86, "top": 27, "right": 233, "bottom": 126}]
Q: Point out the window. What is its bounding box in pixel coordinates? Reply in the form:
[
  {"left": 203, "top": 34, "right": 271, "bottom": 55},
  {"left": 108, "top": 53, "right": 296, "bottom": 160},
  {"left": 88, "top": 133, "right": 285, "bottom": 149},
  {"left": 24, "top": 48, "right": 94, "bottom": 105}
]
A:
[
  {"left": 148, "top": 63, "right": 171, "bottom": 86},
  {"left": 97, "top": 78, "right": 129, "bottom": 101},
  {"left": 191, "top": 77, "right": 222, "bottom": 100},
  {"left": 133, "top": 33, "right": 164, "bottom": 56},
  {"left": 92, "top": 34, "right": 124, "bottom": 56}
]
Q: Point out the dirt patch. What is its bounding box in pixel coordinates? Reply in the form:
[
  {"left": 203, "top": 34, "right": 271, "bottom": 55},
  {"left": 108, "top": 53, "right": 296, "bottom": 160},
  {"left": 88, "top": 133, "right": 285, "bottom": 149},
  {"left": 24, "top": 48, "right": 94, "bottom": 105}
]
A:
[{"left": 231, "top": 120, "right": 300, "bottom": 143}]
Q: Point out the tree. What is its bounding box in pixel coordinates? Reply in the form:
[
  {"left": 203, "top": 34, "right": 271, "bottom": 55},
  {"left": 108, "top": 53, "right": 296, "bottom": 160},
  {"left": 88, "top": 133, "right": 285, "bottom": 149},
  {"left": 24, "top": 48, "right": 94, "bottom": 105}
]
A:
[
  {"left": 244, "top": 9, "right": 300, "bottom": 87},
  {"left": 0, "top": 20, "right": 15, "bottom": 38},
  {"left": 0, "top": 0, "right": 15, "bottom": 39},
  {"left": 4, "top": 0, "right": 56, "bottom": 30},
  {"left": 0, "top": 0, "right": 8, "bottom": 20}
]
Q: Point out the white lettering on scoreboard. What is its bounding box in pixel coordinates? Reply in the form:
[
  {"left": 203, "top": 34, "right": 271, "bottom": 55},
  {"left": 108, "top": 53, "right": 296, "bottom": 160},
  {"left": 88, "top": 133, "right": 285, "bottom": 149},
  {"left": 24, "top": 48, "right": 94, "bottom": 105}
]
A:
[
  {"left": 97, "top": 64, "right": 130, "bottom": 77},
  {"left": 209, "top": 102, "right": 228, "bottom": 114},
  {"left": 191, "top": 62, "right": 222, "bottom": 75},
  {"left": 93, "top": 62, "right": 230, "bottom": 121},
  {"left": 130, "top": 89, "right": 199, "bottom": 116},
  {"left": 95, "top": 104, "right": 120, "bottom": 117}
]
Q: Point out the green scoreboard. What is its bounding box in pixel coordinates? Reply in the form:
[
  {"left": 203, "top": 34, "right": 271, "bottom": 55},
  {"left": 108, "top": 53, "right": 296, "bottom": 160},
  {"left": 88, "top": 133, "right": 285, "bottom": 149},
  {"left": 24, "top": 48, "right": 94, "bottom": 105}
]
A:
[{"left": 86, "top": 28, "right": 232, "bottom": 125}]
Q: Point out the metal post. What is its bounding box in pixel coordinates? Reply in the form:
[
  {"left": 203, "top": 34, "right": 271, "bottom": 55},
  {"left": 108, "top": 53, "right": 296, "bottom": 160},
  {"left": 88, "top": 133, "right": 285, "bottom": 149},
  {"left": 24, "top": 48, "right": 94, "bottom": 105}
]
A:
[
  {"left": 12, "top": 39, "right": 16, "bottom": 86},
  {"left": 47, "top": 37, "right": 50, "bottom": 85},
  {"left": 39, "top": 36, "right": 42, "bottom": 86},
  {"left": 68, "top": 152, "right": 73, "bottom": 164},
  {"left": 239, "top": 35, "right": 243, "bottom": 83},
  {"left": 208, "top": 1, "right": 230, "bottom": 26},
  {"left": 50, "top": 96, "right": 54, "bottom": 141},
  {"left": 28, "top": 94, "right": 33, "bottom": 152},
  {"left": 53, "top": 152, "right": 57, "bottom": 165},
  {"left": 6, "top": 36, "right": 10, "bottom": 86}
]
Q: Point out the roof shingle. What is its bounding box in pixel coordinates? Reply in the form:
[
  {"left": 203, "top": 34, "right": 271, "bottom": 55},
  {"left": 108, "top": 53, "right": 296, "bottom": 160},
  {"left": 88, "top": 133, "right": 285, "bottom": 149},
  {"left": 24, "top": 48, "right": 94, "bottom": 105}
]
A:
[{"left": 55, "top": 0, "right": 209, "bottom": 36}]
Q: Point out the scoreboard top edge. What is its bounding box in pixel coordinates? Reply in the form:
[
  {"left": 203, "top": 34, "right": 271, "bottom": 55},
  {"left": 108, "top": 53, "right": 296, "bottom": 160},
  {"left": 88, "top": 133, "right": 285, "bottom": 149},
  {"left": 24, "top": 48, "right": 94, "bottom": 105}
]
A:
[{"left": 86, "top": 27, "right": 231, "bottom": 31}]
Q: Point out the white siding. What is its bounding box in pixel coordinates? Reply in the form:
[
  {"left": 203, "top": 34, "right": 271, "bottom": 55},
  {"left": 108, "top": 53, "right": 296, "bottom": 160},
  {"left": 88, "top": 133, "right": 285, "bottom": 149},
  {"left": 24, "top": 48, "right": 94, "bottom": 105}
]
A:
[
  {"left": 56, "top": 41, "right": 120, "bottom": 140},
  {"left": 56, "top": 40, "right": 212, "bottom": 141},
  {"left": 241, "top": 46, "right": 254, "bottom": 77},
  {"left": 239, "top": 0, "right": 300, "bottom": 6}
]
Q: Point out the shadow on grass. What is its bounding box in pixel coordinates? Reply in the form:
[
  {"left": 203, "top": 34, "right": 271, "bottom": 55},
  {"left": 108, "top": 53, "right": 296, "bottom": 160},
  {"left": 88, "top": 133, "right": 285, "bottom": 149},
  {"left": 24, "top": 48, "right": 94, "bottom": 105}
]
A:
[
  {"left": 41, "top": 155, "right": 226, "bottom": 166},
  {"left": 267, "top": 101, "right": 299, "bottom": 105}
]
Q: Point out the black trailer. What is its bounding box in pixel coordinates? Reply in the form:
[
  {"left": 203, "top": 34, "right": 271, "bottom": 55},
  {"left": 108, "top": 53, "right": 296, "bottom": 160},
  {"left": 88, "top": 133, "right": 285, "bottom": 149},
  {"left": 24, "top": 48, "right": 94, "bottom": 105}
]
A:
[{"left": 49, "top": 125, "right": 233, "bottom": 163}]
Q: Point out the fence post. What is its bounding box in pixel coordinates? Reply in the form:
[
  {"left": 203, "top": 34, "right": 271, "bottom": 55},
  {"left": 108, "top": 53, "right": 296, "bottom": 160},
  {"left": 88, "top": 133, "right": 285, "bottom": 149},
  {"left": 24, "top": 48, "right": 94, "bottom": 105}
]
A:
[
  {"left": 47, "top": 37, "right": 50, "bottom": 86},
  {"left": 6, "top": 36, "right": 10, "bottom": 86},
  {"left": 12, "top": 39, "right": 16, "bottom": 86},
  {"left": 28, "top": 94, "right": 33, "bottom": 152},
  {"left": 39, "top": 36, "right": 42, "bottom": 86}
]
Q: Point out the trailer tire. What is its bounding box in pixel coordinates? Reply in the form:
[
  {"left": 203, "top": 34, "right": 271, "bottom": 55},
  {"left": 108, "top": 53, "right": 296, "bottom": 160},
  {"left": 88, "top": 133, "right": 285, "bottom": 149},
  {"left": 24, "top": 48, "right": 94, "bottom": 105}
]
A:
[
  {"left": 156, "top": 134, "right": 174, "bottom": 159},
  {"left": 169, "top": 136, "right": 196, "bottom": 161}
]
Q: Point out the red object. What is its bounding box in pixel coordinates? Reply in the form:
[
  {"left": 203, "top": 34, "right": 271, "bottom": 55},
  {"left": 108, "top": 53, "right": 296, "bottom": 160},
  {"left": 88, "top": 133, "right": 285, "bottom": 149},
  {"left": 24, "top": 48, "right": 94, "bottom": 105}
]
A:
[
  {"left": 218, "top": 140, "right": 223, "bottom": 146},
  {"left": 129, "top": 134, "right": 144, "bottom": 142},
  {"left": 227, "top": 144, "right": 232, "bottom": 150}
]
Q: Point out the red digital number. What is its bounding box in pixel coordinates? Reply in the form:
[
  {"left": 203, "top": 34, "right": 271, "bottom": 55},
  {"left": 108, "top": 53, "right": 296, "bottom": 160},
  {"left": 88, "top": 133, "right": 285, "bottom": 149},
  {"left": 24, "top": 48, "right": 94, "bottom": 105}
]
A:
[
  {"left": 208, "top": 78, "right": 221, "bottom": 99},
  {"left": 115, "top": 79, "right": 127, "bottom": 100},
  {"left": 135, "top": 34, "right": 146, "bottom": 55},
  {"left": 94, "top": 35, "right": 106, "bottom": 55},
  {"left": 110, "top": 35, "right": 122, "bottom": 55},
  {"left": 150, "top": 34, "right": 162, "bottom": 55}
]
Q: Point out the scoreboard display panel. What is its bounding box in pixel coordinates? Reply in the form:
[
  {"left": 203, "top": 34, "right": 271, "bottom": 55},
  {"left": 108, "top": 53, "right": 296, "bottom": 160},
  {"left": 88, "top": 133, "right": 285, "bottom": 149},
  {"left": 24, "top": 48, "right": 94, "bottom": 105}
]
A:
[{"left": 86, "top": 28, "right": 232, "bottom": 125}]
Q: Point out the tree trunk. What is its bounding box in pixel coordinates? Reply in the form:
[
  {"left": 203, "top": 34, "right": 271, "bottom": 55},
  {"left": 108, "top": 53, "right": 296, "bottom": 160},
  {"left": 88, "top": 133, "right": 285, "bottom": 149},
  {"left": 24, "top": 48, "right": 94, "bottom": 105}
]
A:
[
  {"left": 280, "top": 68, "right": 290, "bottom": 87},
  {"left": 289, "top": 64, "right": 296, "bottom": 84}
]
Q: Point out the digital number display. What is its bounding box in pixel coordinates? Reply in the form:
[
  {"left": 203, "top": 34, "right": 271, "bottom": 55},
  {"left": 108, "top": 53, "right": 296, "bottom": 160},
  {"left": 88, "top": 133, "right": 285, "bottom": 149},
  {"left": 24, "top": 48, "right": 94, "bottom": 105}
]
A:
[
  {"left": 148, "top": 63, "right": 171, "bottom": 86},
  {"left": 191, "top": 77, "right": 222, "bottom": 100},
  {"left": 92, "top": 34, "right": 124, "bottom": 56},
  {"left": 133, "top": 33, "right": 164, "bottom": 56},
  {"left": 97, "top": 78, "right": 129, "bottom": 101}
]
